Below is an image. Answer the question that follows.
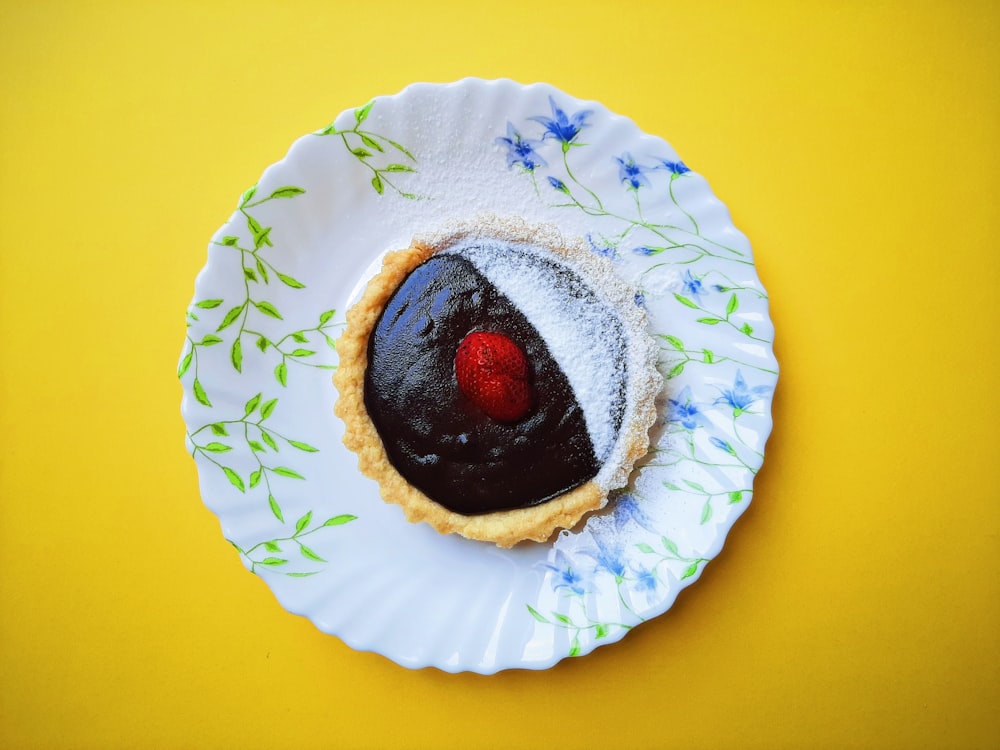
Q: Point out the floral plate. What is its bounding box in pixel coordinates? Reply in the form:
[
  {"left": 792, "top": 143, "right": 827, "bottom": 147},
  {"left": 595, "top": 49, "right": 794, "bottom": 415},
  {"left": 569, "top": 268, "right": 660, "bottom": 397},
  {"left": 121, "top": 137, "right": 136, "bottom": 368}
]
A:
[{"left": 180, "top": 78, "right": 777, "bottom": 673}]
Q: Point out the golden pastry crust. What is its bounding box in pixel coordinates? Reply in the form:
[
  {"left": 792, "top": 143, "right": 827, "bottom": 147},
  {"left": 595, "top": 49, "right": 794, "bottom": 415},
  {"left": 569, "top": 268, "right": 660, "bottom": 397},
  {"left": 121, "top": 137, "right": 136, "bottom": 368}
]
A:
[{"left": 333, "top": 216, "right": 661, "bottom": 547}]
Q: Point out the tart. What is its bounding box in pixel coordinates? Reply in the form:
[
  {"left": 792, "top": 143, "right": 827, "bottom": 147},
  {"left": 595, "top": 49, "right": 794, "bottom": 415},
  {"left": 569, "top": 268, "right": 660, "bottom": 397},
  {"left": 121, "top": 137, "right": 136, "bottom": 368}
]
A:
[{"left": 334, "top": 216, "right": 662, "bottom": 547}]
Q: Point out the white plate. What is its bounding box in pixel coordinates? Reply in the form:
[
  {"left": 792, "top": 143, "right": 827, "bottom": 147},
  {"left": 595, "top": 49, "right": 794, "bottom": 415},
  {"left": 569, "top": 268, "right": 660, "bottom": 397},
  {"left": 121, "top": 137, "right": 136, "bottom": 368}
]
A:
[{"left": 180, "top": 78, "right": 777, "bottom": 673}]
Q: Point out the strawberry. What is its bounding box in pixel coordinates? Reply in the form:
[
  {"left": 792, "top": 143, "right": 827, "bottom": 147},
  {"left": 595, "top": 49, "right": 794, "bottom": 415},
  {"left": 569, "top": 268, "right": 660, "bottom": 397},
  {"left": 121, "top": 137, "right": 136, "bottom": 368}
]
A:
[{"left": 454, "top": 331, "right": 533, "bottom": 422}]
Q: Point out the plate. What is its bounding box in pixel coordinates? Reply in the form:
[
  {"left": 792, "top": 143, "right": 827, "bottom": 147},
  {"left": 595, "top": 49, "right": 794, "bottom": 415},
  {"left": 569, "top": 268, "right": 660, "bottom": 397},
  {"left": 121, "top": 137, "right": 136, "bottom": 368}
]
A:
[{"left": 179, "top": 78, "right": 777, "bottom": 673}]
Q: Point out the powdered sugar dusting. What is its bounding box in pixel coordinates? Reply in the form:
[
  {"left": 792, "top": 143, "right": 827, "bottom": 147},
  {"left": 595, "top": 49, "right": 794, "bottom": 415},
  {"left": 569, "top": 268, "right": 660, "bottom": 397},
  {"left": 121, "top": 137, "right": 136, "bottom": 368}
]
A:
[{"left": 420, "top": 215, "right": 662, "bottom": 492}]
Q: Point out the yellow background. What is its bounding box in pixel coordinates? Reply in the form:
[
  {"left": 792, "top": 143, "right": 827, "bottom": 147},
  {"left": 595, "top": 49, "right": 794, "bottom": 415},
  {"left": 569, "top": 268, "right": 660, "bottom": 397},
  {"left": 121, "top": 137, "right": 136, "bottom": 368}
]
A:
[{"left": 1, "top": 1, "right": 997, "bottom": 748}]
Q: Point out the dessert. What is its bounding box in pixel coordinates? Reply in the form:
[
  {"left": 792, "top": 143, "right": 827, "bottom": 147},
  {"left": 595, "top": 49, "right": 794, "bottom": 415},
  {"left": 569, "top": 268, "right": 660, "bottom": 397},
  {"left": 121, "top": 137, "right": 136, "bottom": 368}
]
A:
[{"left": 334, "top": 216, "right": 662, "bottom": 547}]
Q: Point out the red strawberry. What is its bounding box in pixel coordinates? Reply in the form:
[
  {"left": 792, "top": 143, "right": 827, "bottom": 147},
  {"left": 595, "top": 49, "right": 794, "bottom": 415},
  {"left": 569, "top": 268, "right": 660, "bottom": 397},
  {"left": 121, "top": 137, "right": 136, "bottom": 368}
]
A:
[{"left": 454, "top": 331, "right": 533, "bottom": 422}]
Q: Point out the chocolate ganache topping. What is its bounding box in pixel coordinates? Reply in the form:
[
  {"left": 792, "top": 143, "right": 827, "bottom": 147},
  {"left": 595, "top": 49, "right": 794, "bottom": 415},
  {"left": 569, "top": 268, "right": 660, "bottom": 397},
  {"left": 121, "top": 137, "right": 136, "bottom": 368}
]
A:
[{"left": 364, "top": 239, "right": 629, "bottom": 516}]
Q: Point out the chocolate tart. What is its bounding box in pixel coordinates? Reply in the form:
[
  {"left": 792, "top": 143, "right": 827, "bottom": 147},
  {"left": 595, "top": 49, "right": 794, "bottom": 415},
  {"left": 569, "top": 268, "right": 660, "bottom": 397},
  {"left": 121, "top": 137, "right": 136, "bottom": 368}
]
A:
[{"left": 334, "top": 216, "right": 662, "bottom": 547}]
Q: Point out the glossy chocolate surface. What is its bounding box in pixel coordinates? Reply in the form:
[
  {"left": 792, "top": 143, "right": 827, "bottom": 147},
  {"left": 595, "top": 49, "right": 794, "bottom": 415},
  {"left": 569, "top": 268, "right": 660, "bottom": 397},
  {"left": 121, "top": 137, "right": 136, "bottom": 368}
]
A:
[{"left": 364, "top": 254, "right": 599, "bottom": 515}]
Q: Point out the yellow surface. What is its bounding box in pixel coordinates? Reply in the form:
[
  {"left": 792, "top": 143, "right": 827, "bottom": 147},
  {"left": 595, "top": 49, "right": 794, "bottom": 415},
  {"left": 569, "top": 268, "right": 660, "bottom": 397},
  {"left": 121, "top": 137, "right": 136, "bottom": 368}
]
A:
[{"left": 1, "top": 1, "right": 997, "bottom": 748}]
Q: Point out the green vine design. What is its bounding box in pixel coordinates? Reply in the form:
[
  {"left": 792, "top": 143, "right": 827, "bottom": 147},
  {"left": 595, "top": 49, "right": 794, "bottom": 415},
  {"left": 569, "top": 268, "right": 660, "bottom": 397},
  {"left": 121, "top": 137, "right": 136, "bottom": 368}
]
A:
[
  {"left": 669, "top": 289, "right": 770, "bottom": 343},
  {"left": 230, "top": 511, "right": 357, "bottom": 577},
  {"left": 178, "top": 184, "right": 341, "bottom": 405},
  {"left": 187, "top": 392, "right": 321, "bottom": 523},
  {"left": 662, "top": 479, "right": 751, "bottom": 525},
  {"left": 316, "top": 100, "right": 419, "bottom": 198},
  {"left": 527, "top": 600, "right": 633, "bottom": 658},
  {"left": 647, "top": 433, "right": 760, "bottom": 477},
  {"left": 551, "top": 179, "right": 750, "bottom": 267},
  {"left": 699, "top": 270, "right": 769, "bottom": 300},
  {"left": 656, "top": 332, "right": 778, "bottom": 381},
  {"left": 247, "top": 308, "right": 340, "bottom": 388},
  {"left": 636, "top": 536, "right": 710, "bottom": 581},
  {"left": 639, "top": 268, "right": 774, "bottom": 381},
  {"left": 179, "top": 304, "right": 224, "bottom": 406},
  {"left": 666, "top": 170, "right": 700, "bottom": 235},
  {"left": 183, "top": 181, "right": 356, "bottom": 579}
]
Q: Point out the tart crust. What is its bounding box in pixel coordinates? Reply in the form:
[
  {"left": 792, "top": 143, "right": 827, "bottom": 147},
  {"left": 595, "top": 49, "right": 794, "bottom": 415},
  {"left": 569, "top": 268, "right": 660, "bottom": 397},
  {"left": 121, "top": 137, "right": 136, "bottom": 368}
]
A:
[{"left": 334, "top": 216, "right": 661, "bottom": 547}]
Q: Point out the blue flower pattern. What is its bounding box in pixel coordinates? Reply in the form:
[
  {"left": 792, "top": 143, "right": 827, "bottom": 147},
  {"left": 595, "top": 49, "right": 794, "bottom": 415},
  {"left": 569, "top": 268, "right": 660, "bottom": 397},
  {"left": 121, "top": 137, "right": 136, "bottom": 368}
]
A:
[
  {"left": 584, "top": 536, "right": 628, "bottom": 581},
  {"left": 659, "top": 159, "right": 691, "bottom": 175},
  {"left": 615, "top": 152, "right": 652, "bottom": 190},
  {"left": 681, "top": 270, "right": 705, "bottom": 299},
  {"left": 632, "top": 565, "right": 659, "bottom": 593},
  {"left": 585, "top": 232, "right": 618, "bottom": 261},
  {"left": 497, "top": 96, "right": 714, "bottom": 266},
  {"left": 530, "top": 95, "right": 593, "bottom": 148},
  {"left": 611, "top": 492, "right": 660, "bottom": 535},
  {"left": 668, "top": 386, "right": 709, "bottom": 431},
  {"left": 716, "top": 370, "right": 773, "bottom": 416},
  {"left": 496, "top": 123, "right": 547, "bottom": 173},
  {"left": 541, "top": 550, "right": 589, "bottom": 596},
  {"left": 501, "top": 94, "right": 774, "bottom": 657}
]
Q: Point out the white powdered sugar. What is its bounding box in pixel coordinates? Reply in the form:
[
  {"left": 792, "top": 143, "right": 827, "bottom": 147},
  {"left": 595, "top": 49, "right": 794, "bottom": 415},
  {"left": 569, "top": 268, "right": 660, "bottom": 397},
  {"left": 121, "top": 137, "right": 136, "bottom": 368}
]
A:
[{"left": 421, "top": 215, "right": 662, "bottom": 491}]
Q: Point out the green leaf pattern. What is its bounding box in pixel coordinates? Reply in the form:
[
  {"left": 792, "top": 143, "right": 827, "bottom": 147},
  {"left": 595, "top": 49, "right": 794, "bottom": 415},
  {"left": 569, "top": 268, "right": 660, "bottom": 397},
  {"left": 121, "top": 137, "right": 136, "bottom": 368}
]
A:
[
  {"left": 230, "top": 512, "right": 358, "bottom": 576},
  {"left": 315, "top": 100, "right": 419, "bottom": 199},
  {"left": 180, "top": 99, "right": 417, "bottom": 576},
  {"left": 180, "top": 187, "right": 342, "bottom": 403},
  {"left": 181, "top": 183, "right": 360, "bottom": 577}
]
